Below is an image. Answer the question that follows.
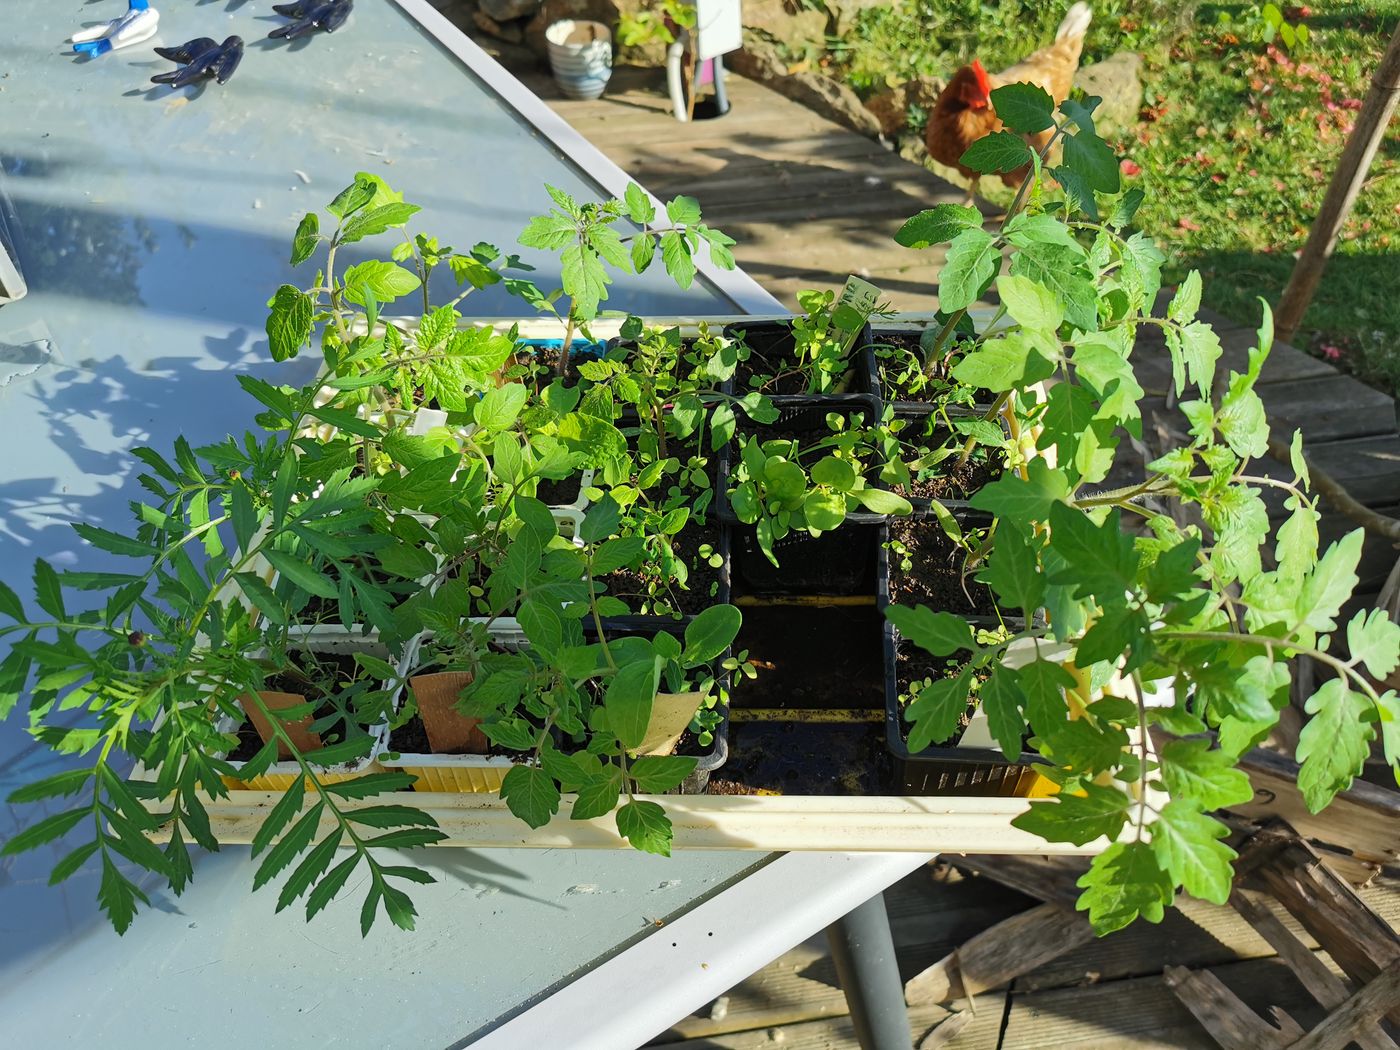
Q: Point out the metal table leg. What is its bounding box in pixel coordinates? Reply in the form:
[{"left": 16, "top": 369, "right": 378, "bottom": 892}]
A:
[{"left": 826, "top": 891, "right": 913, "bottom": 1050}]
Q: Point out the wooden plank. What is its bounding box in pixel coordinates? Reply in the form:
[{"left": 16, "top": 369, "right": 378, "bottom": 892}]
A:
[
  {"left": 1228, "top": 891, "right": 1400, "bottom": 1050},
  {"left": 904, "top": 902, "right": 1095, "bottom": 1005},
  {"left": 652, "top": 999, "right": 999, "bottom": 1049},
  {"left": 1290, "top": 962, "right": 1400, "bottom": 1050},
  {"left": 1253, "top": 374, "right": 1397, "bottom": 443},
  {"left": 1162, "top": 964, "right": 1304, "bottom": 1049},
  {"left": 1230, "top": 749, "right": 1400, "bottom": 877}
]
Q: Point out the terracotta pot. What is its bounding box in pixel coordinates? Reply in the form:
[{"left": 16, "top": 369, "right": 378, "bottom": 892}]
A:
[
  {"left": 239, "top": 690, "right": 321, "bottom": 759},
  {"left": 410, "top": 671, "right": 487, "bottom": 754}
]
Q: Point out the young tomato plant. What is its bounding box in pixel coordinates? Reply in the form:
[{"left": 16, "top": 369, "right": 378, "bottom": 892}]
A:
[{"left": 889, "top": 83, "right": 1398, "bottom": 935}]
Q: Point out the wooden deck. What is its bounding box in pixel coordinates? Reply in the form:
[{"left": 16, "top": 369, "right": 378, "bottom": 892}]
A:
[
  {"left": 515, "top": 64, "right": 968, "bottom": 311},
  {"left": 643, "top": 862, "right": 1400, "bottom": 1049}
]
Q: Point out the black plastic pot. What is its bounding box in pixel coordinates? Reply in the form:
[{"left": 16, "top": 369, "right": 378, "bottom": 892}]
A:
[
  {"left": 722, "top": 319, "right": 878, "bottom": 402},
  {"left": 579, "top": 621, "right": 732, "bottom": 793},
  {"left": 596, "top": 519, "right": 732, "bottom": 634},
  {"left": 714, "top": 397, "right": 889, "bottom": 594},
  {"left": 887, "top": 403, "right": 1005, "bottom": 521},
  {"left": 876, "top": 527, "right": 1047, "bottom": 797}
]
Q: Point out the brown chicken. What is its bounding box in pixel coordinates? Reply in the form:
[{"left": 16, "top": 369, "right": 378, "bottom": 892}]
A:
[{"left": 925, "top": 3, "right": 1093, "bottom": 201}]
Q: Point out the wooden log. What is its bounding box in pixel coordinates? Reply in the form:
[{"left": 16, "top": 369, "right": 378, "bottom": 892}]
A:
[
  {"left": 904, "top": 901, "right": 1096, "bottom": 1005},
  {"left": 1276, "top": 22, "right": 1400, "bottom": 343},
  {"left": 1229, "top": 891, "right": 1400, "bottom": 1050},
  {"left": 951, "top": 854, "right": 1088, "bottom": 905},
  {"left": 1162, "top": 964, "right": 1305, "bottom": 1049},
  {"left": 1289, "top": 963, "right": 1400, "bottom": 1050},
  {"left": 915, "top": 1009, "right": 973, "bottom": 1050},
  {"left": 1247, "top": 834, "right": 1400, "bottom": 1022}
]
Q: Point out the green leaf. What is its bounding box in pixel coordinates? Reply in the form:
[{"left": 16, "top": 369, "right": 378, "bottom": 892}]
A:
[
  {"left": 264, "top": 550, "right": 338, "bottom": 599},
  {"left": 1012, "top": 784, "right": 1130, "bottom": 846},
  {"left": 476, "top": 384, "right": 528, "bottom": 431},
  {"left": 682, "top": 604, "right": 742, "bottom": 665},
  {"left": 252, "top": 801, "right": 324, "bottom": 891},
  {"left": 276, "top": 830, "right": 343, "bottom": 913},
  {"left": 500, "top": 765, "right": 561, "bottom": 830},
  {"left": 1165, "top": 322, "right": 1222, "bottom": 400},
  {"left": 342, "top": 261, "right": 421, "bottom": 305},
  {"left": 1062, "top": 131, "right": 1121, "bottom": 193},
  {"left": 998, "top": 274, "right": 1063, "bottom": 333},
  {"left": 1168, "top": 271, "right": 1202, "bottom": 323},
  {"left": 49, "top": 840, "right": 100, "bottom": 886},
  {"left": 250, "top": 777, "right": 307, "bottom": 858},
  {"left": 266, "top": 285, "right": 314, "bottom": 363},
  {"left": 1159, "top": 739, "right": 1254, "bottom": 811},
  {"left": 970, "top": 459, "right": 1070, "bottom": 520},
  {"left": 6, "top": 768, "right": 92, "bottom": 804},
  {"left": 345, "top": 805, "right": 439, "bottom": 829},
  {"left": 580, "top": 496, "right": 622, "bottom": 543},
  {"left": 810, "top": 456, "right": 857, "bottom": 491},
  {"left": 886, "top": 606, "right": 974, "bottom": 656},
  {"left": 894, "top": 204, "right": 983, "bottom": 249},
  {"left": 665, "top": 195, "right": 701, "bottom": 226},
  {"left": 607, "top": 656, "right": 663, "bottom": 750},
  {"left": 952, "top": 332, "right": 1054, "bottom": 393},
  {"left": 339, "top": 203, "right": 421, "bottom": 244},
  {"left": 0, "top": 578, "right": 23, "bottom": 621},
  {"left": 33, "top": 560, "right": 65, "bottom": 621},
  {"left": 1296, "top": 679, "right": 1372, "bottom": 812},
  {"left": 979, "top": 524, "right": 1044, "bottom": 614},
  {"left": 1009, "top": 242, "right": 1098, "bottom": 332},
  {"left": 72, "top": 523, "right": 158, "bottom": 559},
  {"left": 904, "top": 668, "right": 973, "bottom": 753},
  {"left": 1019, "top": 657, "right": 1077, "bottom": 738},
  {"left": 959, "top": 130, "right": 1032, "bottom": 174},
  {"left": 290, "top": 213, "right": 320, "bottom": 266},
  {"left": 306, "top": 853, "right": 360, "bottom": 921},
  {"left": 803, "top": 489, "right": 846, "bottom": 531},
  {"left": 1076, "top": 841, "right": 1173, "bottom": 934},
  {"left": 981, "top": 666, "right": 1027, "bottom": 762},
  {"left": 1150, "top": 803, "right": 1236, "bottom": 904},
  {"left": 616, "top": 799, "right": 673, "bottom": 856},
  {"left": 1046, "top": 504, "right": 1138, "bottom": 599},
  {"left": 326, "top": 177, "right": 376, "bottom": 219},
  {"left": 235, "top": 572, "right": 287, "bottom": 626},
  {"left": 629, "top": 755, "right": 698, "bottom": 793},
  {"left": 0, "top": 807, "right": 88, "bottom": 856},
  {"left": 1347, "top": 609, "right": 1400, "bottom": 681},
  {"left": 990, "top": 82, "right": 1055, "bottom": 133},
  {"left": 571, "top": 766, "right": 624, "bottom": 821},
  {"left": 1296, "top": 530, "right": 1363, "bottom": 636},
  {"left": 321, "top": 772, "right": 418, "bottom": 799},
  {"left": 660, "top": 231, "right": 695, "bottom": 290},
  {"left": 592, "top": 537, "right": 645, "bottom": 575},
  {"left": 624, "top": 183, "right": 656, "bottom": 225},
  {"left": 851, "top": 488, "right": 913, "bottom": 515},
  {"left": 98, "top": 854, "right": 147, "bottom": 935},
  {"left": 938, "top": 228, "right": 999, "bottom": 313}
]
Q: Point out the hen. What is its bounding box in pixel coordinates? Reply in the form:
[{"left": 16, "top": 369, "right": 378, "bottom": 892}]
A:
[{"left": 925, "top": 3, "right": 1093, "bottom": 201}]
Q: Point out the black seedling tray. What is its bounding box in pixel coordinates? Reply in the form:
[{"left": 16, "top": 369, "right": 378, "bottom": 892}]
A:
[{"left": 876, "top": 527, "right": 1046, "bottom": 796}]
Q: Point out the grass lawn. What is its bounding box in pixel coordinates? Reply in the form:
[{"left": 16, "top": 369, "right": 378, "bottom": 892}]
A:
[{"left": 816, "top": 1, "right": 1400, "bottom": 394}]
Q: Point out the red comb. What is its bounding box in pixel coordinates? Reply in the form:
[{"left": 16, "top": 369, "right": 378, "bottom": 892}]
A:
[{"left": 970, "top": 59, "right": 991, "bottom": 98}]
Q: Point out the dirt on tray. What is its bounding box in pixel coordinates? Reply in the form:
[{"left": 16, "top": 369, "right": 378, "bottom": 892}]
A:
[
  {"left": 731, "top": 605, "right": 885, "bottom": 711},
  {"left": 894, "top": 458, "right": 997, "bottom": 504},
  {"left": 886, "top": 518, "right": 995, "bottom": 617},
  {"left": 597, "top": 519, "right": 726, "bottom": 617}
]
